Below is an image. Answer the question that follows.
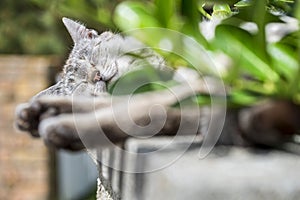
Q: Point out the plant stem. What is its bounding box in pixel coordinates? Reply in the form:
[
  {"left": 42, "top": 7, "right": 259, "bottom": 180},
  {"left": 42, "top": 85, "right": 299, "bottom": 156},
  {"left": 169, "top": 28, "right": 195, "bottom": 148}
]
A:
[
  {"left": 252, "top": 0, "right": 269, "bottom": 64},
  {"left": 290, "top": 1, "right": 300, "bottom": 100}
]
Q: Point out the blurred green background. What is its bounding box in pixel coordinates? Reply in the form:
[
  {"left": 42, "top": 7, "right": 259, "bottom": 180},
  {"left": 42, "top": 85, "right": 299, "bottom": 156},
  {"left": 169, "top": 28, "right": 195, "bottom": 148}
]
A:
[
  {"left": 0, "top": 0, "right": 299, "bottom": 105},
  {"left": 0, "top": 0, "right": 120, "bottom": 54}
]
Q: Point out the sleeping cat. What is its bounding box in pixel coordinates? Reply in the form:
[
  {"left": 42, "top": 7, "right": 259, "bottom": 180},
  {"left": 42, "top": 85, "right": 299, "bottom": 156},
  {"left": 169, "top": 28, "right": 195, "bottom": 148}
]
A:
[
  {"left": 15, "top": 18, "right": 203, "bottom": 150},
  {"left": 15, "top": 17, "right": 300, "bottom": 151}
]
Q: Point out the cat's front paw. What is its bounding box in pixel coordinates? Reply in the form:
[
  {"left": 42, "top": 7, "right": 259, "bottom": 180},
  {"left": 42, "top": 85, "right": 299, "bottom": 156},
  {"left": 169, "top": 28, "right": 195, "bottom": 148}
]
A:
[
  {"left": 15, "top": 99, "right": 59, "bottom": 137},
  {"left": 39, "top": 116, "right": 84, "bottom": 151},
  {"left": 15, "top": 102, "right": 44, "bottom": 137}
]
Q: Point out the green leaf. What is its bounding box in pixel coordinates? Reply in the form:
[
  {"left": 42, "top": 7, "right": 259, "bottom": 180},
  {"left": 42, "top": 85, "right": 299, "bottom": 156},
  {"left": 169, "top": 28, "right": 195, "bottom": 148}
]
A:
[
  {"left": 109, "top": 65, "right": 174, "bottom": 95},
  {"left": 154, "top": 0, "right": 176, "bottom": 27},
  {"left": 113, "top": 1, "right": 159, "bottom": 31},
  {"left": 214, "top": 25, "right": 278, "bottom": 82},
  {"left": 234, "top": 0, "right": 251, "bottom": 7},
  {"left": 280, "top": 31, "right": 300, "bottom": 50},
  {"left": 276, "top": 0, "right": 294, "bottom": 2},
  {"left": 229, "top": 90, "right": 260, "bottom": 106},
  {"left": 181, "top": 0, "right": 200, "bottom": 30},
  {"left": 234, "top": 79, "right": 276, "bottom": 95},
  {"left": 212, "top": 3, "right": 232, "bottom": 18},
  {"left": 231, "top": 4, "right": 282, "bottom": 23},
  {"left": 194, "top": 95, "right": 211, "bottom": 106},
  {"left": 268, "top": 43, "right": 298, "bottom": 82},
  {"left": 201, "top": 0, "right": 240, "bottom": 4}
]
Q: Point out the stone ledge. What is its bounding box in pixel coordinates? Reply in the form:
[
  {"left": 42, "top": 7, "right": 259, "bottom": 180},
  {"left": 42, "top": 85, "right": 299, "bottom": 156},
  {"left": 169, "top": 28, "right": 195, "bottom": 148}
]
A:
[{"left": 96, "top": 136, "right": 300, "bottom": 200}]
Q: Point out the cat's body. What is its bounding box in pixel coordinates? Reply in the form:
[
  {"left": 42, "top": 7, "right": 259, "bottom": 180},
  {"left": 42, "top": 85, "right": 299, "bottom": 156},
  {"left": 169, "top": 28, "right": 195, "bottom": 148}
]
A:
[
  {"left": 15, "top": 17, "right": 300, "bottom": 151},
  {"left": 15, "top": 18, "right": 202, "bottom": 150}
]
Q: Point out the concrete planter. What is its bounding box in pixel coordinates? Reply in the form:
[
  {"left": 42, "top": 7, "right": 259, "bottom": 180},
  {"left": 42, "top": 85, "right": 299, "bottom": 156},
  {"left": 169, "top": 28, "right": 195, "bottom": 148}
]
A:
[{"left": 94, "top": 105, "right": 300, "bottom": 200}]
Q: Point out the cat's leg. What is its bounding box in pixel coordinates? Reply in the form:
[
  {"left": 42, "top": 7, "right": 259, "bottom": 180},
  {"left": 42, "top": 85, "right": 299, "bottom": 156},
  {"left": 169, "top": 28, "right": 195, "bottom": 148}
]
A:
[
  {"left": 38, "top": 81, "right": 204, "bottom": 150},
  {"left": 239, "top": 100, "right": 300, "bottom": 147},
  {"left": 38, "top": 106, "right": 200, "bottom": 151},
  {"left": 39, "top": 114, "right": 89, "bottom": 151},
  {"left": 15, "top": 95, "right": 114, "bottom": 136},
  {"left": 16, "top": 80, "right": 204, "bottom": 148},
  {"left": 38, "top": 111, "right": 119, "bottom": 151},
  {"left": 16, "top": 79, "right": 204, "bottom": 135}
]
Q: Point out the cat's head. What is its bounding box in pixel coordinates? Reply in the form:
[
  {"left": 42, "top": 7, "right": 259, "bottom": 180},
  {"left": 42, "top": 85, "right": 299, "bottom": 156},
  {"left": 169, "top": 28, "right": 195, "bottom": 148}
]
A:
[
  {"left": 61, "top": 18, "right": 162, "bottom": 95},
  {"left": 62, "top": 18, "right": 123, "bottom": 93}
]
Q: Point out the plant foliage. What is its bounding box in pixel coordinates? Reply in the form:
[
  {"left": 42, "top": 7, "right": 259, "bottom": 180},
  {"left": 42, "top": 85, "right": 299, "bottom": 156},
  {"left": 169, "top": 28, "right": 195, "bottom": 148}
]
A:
[
  {"left": 113, "top": 0, "right": 299, "bottom": 106},
  {"left": 2, "top": 0, "right": 299, "bottom": 106}
]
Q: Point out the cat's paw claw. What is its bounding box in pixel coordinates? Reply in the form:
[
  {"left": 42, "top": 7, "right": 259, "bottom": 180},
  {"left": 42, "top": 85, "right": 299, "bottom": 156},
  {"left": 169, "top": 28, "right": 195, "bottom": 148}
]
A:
[
  {"left": 19, "top": 108, "right": 29, "bottom": 121},
  {"left": 15, "top": 99, "right": 62, "bottom": 137}
]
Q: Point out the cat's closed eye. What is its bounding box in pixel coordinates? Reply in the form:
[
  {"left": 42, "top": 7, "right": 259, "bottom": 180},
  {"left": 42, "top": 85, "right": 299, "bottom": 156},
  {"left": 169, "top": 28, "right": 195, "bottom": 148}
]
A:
[{"left": 90, "top": 50, "right": 99, "bottom": 67}]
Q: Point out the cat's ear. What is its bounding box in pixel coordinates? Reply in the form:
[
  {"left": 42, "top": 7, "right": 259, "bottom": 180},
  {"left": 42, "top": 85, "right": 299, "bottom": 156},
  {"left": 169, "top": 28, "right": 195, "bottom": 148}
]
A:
[{"left": 62, "top": 17, "right": 98, "bottom": 43}]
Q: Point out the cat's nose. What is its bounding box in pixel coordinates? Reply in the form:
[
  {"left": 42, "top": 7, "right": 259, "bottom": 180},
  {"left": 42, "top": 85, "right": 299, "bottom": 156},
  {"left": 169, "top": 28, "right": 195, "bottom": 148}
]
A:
[
  {"left": 93, "top": 71, "right": 101, "bottom": 82},
  {"left": 90, "top": 70, "right": 104, "bottom": 84}
]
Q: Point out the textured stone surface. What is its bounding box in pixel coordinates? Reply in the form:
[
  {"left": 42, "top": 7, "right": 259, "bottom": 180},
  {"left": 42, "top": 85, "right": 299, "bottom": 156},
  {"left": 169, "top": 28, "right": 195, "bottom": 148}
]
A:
[
  {"left": 96, "top": 136, "right": 300, "bottom": 200},
  {"left": 139, "top": 146, "right": 300, "bottom": 200},
  {"left": 96, "top": 147, "right": 122, "bottom": 200}
]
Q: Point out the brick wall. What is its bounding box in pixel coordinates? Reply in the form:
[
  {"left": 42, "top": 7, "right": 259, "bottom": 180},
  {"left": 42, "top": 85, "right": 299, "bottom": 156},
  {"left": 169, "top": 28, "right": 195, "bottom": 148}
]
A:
[{"left": 0, "top": 55, "right": 61, "bottom": 200}]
